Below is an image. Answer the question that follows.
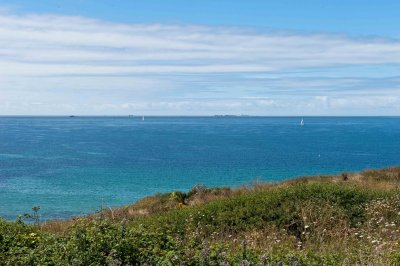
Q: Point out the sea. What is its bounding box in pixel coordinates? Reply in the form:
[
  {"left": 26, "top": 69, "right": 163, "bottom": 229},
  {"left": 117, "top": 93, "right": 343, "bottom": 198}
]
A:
[{"left": 1, "top": 116, "right": 399, "bottom": 221}]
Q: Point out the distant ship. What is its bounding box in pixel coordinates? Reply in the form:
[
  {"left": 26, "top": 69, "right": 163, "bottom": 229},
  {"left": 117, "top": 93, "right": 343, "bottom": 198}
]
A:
[
  {"left": 300, "top": 118, "right": 304, "bottom": 126},
  {"left": 142, "top": 116, "right": 145, "bottom": 121}
]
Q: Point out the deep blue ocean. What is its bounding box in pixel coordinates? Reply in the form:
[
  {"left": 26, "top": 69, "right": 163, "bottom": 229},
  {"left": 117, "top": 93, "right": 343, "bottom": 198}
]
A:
[{"left": 1, "top": 116, "right": 399, "bottom": 220}]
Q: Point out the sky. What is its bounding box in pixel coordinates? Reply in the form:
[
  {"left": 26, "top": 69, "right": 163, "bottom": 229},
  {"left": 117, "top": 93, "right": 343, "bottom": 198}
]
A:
[{"left": 0, "top": 0, "right": 400, "bottom": 115}]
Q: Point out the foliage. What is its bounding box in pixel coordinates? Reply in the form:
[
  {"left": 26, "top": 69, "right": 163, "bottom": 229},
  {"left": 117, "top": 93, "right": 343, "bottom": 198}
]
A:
[{"left": 1, "top": 168, "right": 400, "bottom": 265}]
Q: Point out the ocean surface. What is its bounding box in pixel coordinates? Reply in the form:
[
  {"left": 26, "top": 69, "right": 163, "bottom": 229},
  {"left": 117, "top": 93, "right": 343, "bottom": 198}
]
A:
[{"left": 1, "top": 116, "right": 399, "bottom": 220}]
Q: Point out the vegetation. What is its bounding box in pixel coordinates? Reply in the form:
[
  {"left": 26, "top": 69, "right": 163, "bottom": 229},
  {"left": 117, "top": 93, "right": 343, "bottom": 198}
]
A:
[{"left": 1, "top": 167, "right": 400, "bottom": 265}]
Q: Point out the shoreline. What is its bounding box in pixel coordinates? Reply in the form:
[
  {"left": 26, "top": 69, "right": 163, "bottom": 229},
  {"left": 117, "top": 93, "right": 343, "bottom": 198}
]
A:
[
  {"left": 37, "top": 165, "right": 400, "bottom": 228},
  {"left": 2, "top": 166, "right": 400, "bottom": 264},
  {"left": 2, "top": 165, "right": 399, "bottom": 224}
]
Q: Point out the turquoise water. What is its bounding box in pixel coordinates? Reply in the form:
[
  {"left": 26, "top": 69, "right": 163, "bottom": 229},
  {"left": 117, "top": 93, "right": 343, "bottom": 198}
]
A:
[{"left": 1, "top": 116, "right": 399, "bottom": 220}]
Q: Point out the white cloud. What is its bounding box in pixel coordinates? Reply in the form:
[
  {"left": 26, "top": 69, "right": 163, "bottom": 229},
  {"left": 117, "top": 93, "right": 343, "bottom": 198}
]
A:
[
  {"left": 329, "top": 95, "right": 400, "bottom": 109},
  {"left": 1, "top": 12, "right": 400, "bottom": 75},
  {"left": 0, "top": 10, "right": 399, "bottom": 115}
]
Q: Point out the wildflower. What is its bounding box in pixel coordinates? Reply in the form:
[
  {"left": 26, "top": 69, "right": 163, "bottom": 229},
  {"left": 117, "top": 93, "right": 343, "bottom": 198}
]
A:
[
  {"left": 260, "top": 255, "right": 269, "bottom": 262},
  {"left": 219, "top": 252, "right": 227, "bottom": 258},
  {"left": 297, "top": 241, "right": 303, "bottom": 250},
  {"left": 241, "top": 259, "right": 250, "bottom": 266},
  {"left": 304, "top": 225, "right": 310, "bottom": 229}
]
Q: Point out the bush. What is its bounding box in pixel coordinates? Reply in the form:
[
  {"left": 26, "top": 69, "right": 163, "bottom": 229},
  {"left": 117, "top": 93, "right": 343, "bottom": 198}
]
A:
[{"left": 1, "top": 174, "right": 399, "bottom": 265}]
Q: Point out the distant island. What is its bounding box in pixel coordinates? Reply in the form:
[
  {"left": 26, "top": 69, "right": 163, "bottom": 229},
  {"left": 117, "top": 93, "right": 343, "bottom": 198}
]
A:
[{"left": 1, "top": 166, "right": 400, "bottom": 265}]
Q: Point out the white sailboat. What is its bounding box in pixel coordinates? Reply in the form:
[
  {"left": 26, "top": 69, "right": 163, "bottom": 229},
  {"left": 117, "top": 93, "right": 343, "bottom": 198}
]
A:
[
  {"left": 300, "top": 118, "right": 304, "bottom": 126},
  {"left": 142, "top": 116, "right": 145, "bottom": 121}
]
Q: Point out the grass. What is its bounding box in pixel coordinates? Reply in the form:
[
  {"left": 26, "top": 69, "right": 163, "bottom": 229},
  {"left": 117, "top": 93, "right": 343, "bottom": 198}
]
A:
[{"left": 1, "top": 167, "right": 400, "bottom": 265}]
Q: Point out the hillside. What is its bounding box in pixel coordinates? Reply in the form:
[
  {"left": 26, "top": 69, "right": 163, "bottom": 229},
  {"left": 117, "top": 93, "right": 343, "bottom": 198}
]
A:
[{"left": 1, "top": 167, "right": 400, "bottom": 265}]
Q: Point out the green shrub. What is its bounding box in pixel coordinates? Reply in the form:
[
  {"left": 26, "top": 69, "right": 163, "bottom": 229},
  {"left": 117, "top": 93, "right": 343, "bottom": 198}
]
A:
[{"left": 0, "top": 180, "right": 398, "bottom": 265}]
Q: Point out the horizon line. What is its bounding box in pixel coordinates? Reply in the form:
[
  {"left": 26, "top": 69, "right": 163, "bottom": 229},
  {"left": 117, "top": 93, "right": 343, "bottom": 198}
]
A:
[{"left": 1, "top": 115, "right": 399, "bottom": 118}]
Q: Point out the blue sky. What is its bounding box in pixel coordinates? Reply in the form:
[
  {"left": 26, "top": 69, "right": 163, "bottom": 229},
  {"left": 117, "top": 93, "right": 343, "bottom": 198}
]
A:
[{"left": 0, "top": 0, "right": 399, "bottom": 115}]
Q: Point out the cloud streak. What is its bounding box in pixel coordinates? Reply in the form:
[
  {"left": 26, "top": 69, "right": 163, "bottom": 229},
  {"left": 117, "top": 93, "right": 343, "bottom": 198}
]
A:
[
  {"left": 2, "top": 12, "right": 400, "bottom": 74},
  {"left": 0, "top": 10, "right": 399, "bottom": 115}
]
